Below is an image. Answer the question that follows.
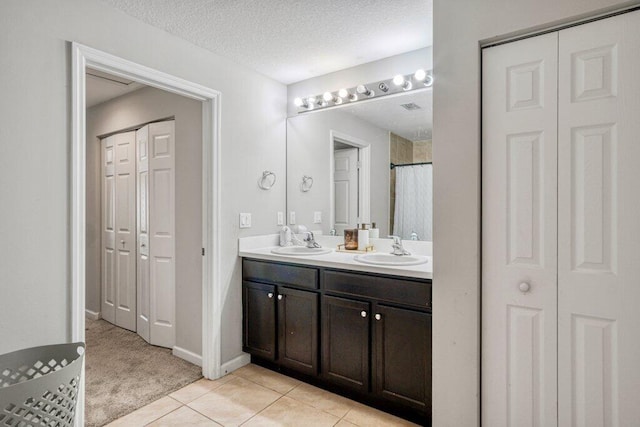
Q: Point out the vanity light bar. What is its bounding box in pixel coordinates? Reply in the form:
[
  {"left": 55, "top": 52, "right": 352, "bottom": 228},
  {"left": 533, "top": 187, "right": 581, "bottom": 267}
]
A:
[{"left": 294, "top": 69, "right": 433, "bottom": 113}]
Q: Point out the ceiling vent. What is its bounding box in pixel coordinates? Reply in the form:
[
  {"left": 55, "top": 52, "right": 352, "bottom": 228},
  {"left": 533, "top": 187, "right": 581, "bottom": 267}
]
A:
[{"left": 400, "top": 102, "right": 422, "bottom": 111}]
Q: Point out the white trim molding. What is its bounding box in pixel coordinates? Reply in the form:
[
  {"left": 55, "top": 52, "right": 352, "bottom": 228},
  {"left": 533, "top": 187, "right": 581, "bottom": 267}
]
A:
[
  {"left": 70, "top": 42, "right": 222, "bottom": 426},
  {"left": 85, "top": 309, "right": 101, "bottom": 321},
  {"left": 220, "top": 353, "right": 251, "bottom": 376},
  {"left": 173, "top": 346, "right": 203, "bottom": 367}
]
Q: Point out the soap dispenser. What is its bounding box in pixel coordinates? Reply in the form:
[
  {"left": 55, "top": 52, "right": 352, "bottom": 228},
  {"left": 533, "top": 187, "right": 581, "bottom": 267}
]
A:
[
  {"left": 358, "top": 224, "right": 370, "bottom": 251},
  {"left": 369, "top": 222, "right": 380, "bottom": 239}
]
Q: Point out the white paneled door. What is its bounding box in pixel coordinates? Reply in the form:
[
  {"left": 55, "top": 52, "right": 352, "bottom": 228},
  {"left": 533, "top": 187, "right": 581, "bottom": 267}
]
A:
[
  {"left": 140, "top": 121, "right": 176, "bottom": 349},
  {"left": 483, "top": 9, "right": 640, "bottom": 427},
  {"left": 334, "top": 147, "right": 358, "bottom": 233},
  {"left": 482, "top": 32, "right": 559, "bottom": 427},
  {"left": 101, "top": 131, "right": 137, "bottom": 332},
  {"left": 558, "top": 11, "right": 640, "bottom": 427}
]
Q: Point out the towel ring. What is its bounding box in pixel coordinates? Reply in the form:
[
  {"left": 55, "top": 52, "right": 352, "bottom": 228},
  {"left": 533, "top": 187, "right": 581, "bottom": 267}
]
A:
[
  {"left": 258, "top": 170, "right": 276, "bottom": 190},
  {"left": 301, "top": 175, "right": 313, "bottom": 192}
]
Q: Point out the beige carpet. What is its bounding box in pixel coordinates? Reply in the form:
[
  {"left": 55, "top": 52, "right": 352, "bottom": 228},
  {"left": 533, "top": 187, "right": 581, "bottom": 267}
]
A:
[{"left": 85, "top": 319, "right": 202, "bottom": 427}]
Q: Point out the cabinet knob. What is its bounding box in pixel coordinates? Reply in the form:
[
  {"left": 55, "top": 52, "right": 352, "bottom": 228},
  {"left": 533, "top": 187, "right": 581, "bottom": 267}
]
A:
[
  {"left": 519, "top": 282, "right": 531, "bottom": 293},
  {"left": 361, "top": 311, "right": 367, "bottom": 318},
  {"left": 277, "top": 294, "right": 283, "bottom": 300},
  {"left": 267, "top": 292, "right": 274, "bottom": 299},
  {"left": 375, "top": 314, "right": 381, "bottom": 321}
]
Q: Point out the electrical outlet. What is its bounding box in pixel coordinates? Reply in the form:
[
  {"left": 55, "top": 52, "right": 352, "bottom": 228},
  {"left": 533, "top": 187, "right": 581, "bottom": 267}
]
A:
[
  {"left": 289, "top": 211, "right": 296, "bottom": 225},
  {"left": 239, "top": 213, "right": 252, "bottom": 228},
  {"left": 277, "top": 211, "right": 284, "bottom": 226},
  {"left": 313, "top": 211, "right": 322, "bottom": 224}
]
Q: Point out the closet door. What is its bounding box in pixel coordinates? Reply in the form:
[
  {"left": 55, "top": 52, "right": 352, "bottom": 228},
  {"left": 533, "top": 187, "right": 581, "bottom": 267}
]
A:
[
  {"left": 136, "top": 125, "right": 150, "bottom": 343},
  {"left": 482, "top": 33, "right": 558, "bottom": 427},
  {"left": 558, "top": 10, "right": 640, "bottom": 426},
  {"left": 101, "top": 135, "right": 116, "bottom": 325},
  {"left": 148, "top": 120, "right": 176, "bottom": 348}
]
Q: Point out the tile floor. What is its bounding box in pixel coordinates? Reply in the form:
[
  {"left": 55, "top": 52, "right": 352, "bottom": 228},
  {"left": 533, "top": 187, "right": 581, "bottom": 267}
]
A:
[{"left": 106, "top": 363, "right": 420, "bottom": 426}]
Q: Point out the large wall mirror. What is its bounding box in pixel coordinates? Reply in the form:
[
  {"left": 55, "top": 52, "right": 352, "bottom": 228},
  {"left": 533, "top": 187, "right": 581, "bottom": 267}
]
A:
[{"left": 286, "top": 88, "right": 432, "bottom": 240}]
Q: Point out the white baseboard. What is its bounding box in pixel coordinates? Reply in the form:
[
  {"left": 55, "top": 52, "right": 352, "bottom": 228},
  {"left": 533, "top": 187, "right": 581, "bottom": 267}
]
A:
[
  {"left": 220, "top": 353, "right": 250, "bottom": 376},
  {"left": 173, "top": 346, "right": 203, "bottom": 367},
  {"left": 85, "top": 309, "right": 101, "bottom": 320}
]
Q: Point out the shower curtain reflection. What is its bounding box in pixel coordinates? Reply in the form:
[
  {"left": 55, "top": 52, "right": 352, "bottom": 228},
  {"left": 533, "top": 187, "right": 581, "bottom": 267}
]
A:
[{"left": 393, "top": 164, "right": 432, "bottom": 241}]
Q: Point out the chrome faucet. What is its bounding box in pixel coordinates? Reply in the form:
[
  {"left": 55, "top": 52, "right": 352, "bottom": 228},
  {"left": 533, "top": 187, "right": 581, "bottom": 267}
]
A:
[
  {"left": 410, "top": 231, "right": 419, "bottom": 241},
  {"left": 303, "top": 231, "right": 321, "bottom": 248},
  {"left": 389, "top": 235, "right": 411, "bottom": 256}
]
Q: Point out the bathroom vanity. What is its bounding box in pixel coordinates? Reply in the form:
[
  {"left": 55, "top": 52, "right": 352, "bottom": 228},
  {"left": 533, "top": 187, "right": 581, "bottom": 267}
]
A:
[{"left": 239, "top": 238, "right": 432, "bottom": 424}]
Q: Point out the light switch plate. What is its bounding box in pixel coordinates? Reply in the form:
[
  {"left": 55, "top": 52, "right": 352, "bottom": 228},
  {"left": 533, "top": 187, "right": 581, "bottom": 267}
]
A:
[
  {"left": 289, "top": 211, "right": 296, "bottom": 225},
  {"left": 313, "top": 211, "right": 322, "bottom": 224},
  {"left": 239, "top": 213, "right": 252, "bottom": 228},
  {"left": 277, "top": 211, "right": 284, "bottom": 226}
]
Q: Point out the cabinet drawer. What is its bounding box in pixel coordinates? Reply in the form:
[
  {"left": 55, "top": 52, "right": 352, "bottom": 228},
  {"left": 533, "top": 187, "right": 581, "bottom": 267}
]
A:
[
  {"left": 323, "top": 270, "right": 431, "bottom": 310},
  {"left": 243, "top": 259, "right": 318, "bottom": 290}
]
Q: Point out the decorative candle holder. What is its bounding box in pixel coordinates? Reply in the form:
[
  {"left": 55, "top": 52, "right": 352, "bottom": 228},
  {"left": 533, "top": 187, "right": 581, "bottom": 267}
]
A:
[{"left": 343, "top": 229, "right": 358, "bottom": 250}]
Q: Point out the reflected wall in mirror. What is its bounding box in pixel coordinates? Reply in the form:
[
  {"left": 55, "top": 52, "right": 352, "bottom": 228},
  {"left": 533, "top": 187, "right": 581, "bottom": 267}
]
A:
[{"left": 287, "top": 89, "right": 432, "bottom": 240}]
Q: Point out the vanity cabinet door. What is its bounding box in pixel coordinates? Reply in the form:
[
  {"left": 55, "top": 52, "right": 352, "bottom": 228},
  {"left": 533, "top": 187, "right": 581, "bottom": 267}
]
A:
[
  {"left": 373, "top": 304, "right": 431, "bottom": 413},
  {"left": 243, "top": 281, "right": 276, "bottom": 360},
  {"left": 277, "top": 286, "right": 318, "bottom": 375},
  {"left": 322, "top": 295, "right": 370, "bottom": 393}
]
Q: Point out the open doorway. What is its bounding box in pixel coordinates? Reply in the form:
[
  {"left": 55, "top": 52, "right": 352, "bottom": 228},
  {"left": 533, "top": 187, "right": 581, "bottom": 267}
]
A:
[
  {"left": 71, "top": 43, "right": 222, "bottom": 427},
  {"left": 329, "top": 131, "right": 371, "bottom": 234}
]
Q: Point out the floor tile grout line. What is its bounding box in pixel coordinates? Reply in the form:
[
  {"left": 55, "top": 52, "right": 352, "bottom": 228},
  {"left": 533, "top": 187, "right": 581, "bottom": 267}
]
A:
[
  {"left": 142, "top": 402, "right": 185, "bottom": 426},
  {"left": 239, "top": 394, "right": 287, "bottom": 426}
]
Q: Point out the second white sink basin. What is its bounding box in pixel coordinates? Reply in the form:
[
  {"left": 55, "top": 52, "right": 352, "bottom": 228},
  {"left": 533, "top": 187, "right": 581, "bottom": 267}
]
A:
[
  {"left": 354, "top": 253, "right": 429, "bottom": 266},
  {"left": 271, "top": 246, "right": 332, "bottom": 256}
]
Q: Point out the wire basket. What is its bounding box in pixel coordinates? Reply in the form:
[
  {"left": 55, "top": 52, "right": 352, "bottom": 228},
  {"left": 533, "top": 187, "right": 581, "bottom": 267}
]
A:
[{"left": 0, "top": 342, "right": 85, "bottom": 427}]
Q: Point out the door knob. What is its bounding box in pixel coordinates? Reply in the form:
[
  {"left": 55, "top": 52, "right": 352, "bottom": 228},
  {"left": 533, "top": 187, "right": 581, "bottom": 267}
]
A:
[
  {"left": 375, "top": 314, "right": 381, "bottom": 321},
  {"left": 267, "top": 292, "right": 274, "bottom": 299},
  {"left": 519, "top": 282, "right": 531, "bottom": 293},
  {"left": 141, "top": 243, "right": 146, "bottom": 248},
  {"left": 361, "top": 311, "right": 367, "bottom": 318},
  {"left": 120, "top": 240, "right": 125, "bottom": 246},
  {"left": 277, "top": 294, "right": 283, "bottom": 300}
]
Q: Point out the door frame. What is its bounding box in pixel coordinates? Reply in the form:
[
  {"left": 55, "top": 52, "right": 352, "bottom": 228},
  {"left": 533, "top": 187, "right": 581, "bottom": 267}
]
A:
[
  {"left": 71, "top": 42, "right": 222, "bottom": 425},
  {"left": 329, "top": 130, "right": 371, "bottom": 229}
]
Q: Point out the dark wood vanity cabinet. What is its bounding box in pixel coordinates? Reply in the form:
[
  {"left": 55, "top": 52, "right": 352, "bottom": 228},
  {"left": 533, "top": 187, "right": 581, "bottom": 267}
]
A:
[
  {"left": 242, "top": 258, "right": 432, "bottom": 422},
  {"left": 242, "top": 259, "right": 319, "bottom": 375}
]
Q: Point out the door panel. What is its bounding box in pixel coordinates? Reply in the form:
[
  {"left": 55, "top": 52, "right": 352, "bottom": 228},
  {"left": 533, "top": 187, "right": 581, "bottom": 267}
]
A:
[
  {"left": 148, "top": 120, "right": 175, "bottom": 348},
  {"left": 277, "top": 287, "right": 318, "bottom": 376},
  {"left": 322, "top": 295, "right": 370, "bottom": 393},
  {"left": 334, "top": 148, "right": 358, "bottom": 233},
  {"left": 558, "top": 11, "right": 640, "bottom": 426},
  {"left": 136, "top": 125, "right": 150, "bottom": 342},
  {"left": 113, "top": 132, "right": 137, "bottom": 331},
  {"left": 101, "top": 136, "right": 116, "bottom": 324},
  {"left": 482, "top": 32, "right": 558, "bottom": 427},
  {"left": 373, "top": 304, "right": 431, "bottom": 413},
  {"left": 242, "top": 281, "right": 276, "bottom": 360}
]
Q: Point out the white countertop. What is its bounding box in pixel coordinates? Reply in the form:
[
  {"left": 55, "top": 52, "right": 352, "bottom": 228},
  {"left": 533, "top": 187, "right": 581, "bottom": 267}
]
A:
[{"left": 238, "top": 234, "right": 432, "bottom": 280}]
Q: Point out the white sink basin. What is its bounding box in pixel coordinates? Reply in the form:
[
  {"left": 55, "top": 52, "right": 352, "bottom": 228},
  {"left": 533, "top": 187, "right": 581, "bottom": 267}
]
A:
[
  {"left": 354, "top": 253, "right": 429, "bottom": 266},
  {"left": 271, "top": 246, "right": 332, "bottom": 256}
]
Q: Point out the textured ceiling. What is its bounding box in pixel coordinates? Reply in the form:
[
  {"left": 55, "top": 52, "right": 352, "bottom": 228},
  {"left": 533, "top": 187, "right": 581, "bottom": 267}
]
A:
[{"left": 99, "top": 0, "right": 432, "bottom": 84}]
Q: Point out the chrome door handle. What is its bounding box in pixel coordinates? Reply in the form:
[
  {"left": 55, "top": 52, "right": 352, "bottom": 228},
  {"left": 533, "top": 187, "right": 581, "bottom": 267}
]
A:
[
  {"left": 375, "top": 314, "right": 381, "bottom": 321},
  {"left": 277, "top": 294, "right": 283, "bottom": 300},
  {"left": 267, "top": 292, "right": 274, "bottom": 299},
  {"left": 361, "top": 311, "right": 367, "bottom": 318}
]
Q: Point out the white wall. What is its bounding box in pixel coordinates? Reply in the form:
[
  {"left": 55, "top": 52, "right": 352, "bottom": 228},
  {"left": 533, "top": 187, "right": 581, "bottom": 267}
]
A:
[
  {"left": 86, "top": 86, "right": 204, "bottom": 356},
  {"left": 287, "top": 47, "right": 432, "bottom": 117},
  {"left": 287, "top": 110, "right": 390, "bottom": 235},
  {"left": 0, "top": 0, "right": 286, "bottom": 363},
  {"left": 431, "top": 0, "right": 639, "bottom": 425}
]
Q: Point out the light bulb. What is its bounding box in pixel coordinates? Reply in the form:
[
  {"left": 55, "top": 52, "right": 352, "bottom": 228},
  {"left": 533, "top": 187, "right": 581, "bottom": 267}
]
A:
[
  {"left": 323, "top": 92, "right": 333, "bottom": 102},
  {"left": 294, "top": 97, "right": 305, "bottom": 107},
  {"left": 393, "top": 74, "right": 412, "bottom": 91},
  {"left": 414, "top": 69, "right": 427, "bottom": 81},
  {"left": 307, "top": 96, "right": 317, "bottom": 106},
  {"left": 338, "top": 88, "right": 349, "bottom": 98},
  {"left": 356, "top": 85, "right": 374, "bottom": 97},
  {"left": 393, "top": 75, "right": 405, "bottom": 86},
  {"left": 423, "top": 74, "right": 434, "bottom": 87}
]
